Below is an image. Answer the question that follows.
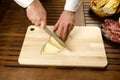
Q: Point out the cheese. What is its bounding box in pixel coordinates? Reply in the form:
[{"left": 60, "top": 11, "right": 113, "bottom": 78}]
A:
[
  {"left": 49, "top": 36, "right": 64, "bottom": 50},
  {"left": 41, "top": 42, "right": 61, "bottom": 54},
  {"left": 41, "top": 36, "right": 72, "bottom": 54},
  {"left": 41, "top": 37, "right": 64, "bottom": 54}
]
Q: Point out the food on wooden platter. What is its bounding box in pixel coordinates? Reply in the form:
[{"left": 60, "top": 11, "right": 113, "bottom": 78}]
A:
[
  {"left": 41, "top": 36, "right": 71, "bottom": 54},
  {"left": 41, "top": 41, "right": 61, "bottom": 54},
  {"left": 90, "top": 0, "right": 120, "bottom": 17},
  {"left": 101, "top": 19, "right": 120, "bottom": 43},
  {"left": 19, "top": 26, "right": 108, "bottom": 67}
]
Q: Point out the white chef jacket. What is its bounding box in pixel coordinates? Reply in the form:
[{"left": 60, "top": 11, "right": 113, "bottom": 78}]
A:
[{"left": 14, "top": 0, "right": 81, "bottom": 12}]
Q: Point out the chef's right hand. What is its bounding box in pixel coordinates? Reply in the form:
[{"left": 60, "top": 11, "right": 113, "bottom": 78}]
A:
[{"left": 26, "top": 0, "right": 46, "bottom": 28}]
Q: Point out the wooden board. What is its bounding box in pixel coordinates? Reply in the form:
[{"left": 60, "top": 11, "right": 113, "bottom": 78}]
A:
[{"left": 18, "top": 25, "right": 108, "bottom": 67}]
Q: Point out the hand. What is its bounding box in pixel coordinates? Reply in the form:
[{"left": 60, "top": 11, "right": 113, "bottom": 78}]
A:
[
  {"left": 54, "top": 10, "right": 75, "bottom": 41},
  {"left": 26, "top": 0, "right": 46, "bottom": 28}
]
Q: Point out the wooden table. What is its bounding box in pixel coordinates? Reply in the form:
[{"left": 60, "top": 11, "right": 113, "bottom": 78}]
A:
[{"left": 0, "top": 0, "right": 120, "bottom": 80}]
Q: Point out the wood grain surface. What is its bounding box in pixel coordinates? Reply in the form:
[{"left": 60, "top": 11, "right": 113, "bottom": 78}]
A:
[
  {"left": 19, "top": 25, "right": 107, "bottom": 67},
  {"left": 0, "top": 0, "right": 120, "bottom": 80}
]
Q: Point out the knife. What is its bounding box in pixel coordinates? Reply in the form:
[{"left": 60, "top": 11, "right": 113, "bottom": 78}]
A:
[{"left": 44, "top": 27, "right": 71, "bottom": 51}]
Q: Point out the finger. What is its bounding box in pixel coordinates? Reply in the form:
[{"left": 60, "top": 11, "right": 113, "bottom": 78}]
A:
[
  {"left": 34, "top": 22, "right": 41, "bottom": 27},
  {"left": 31, "top": 20, "right": 35, "bottom": 25},
  {"left": 31, "top": 19, "right": 41, "bottom": 27},
  {"left": 56, "top": 25, "right": 63, "bottom": 40},
  {"left": 62, "top": 25, "right": 69, "bottom": 41},
  {"left": 40, "top": 21, "right": 46, "bottom": 29},
  {"left": 54, "top": 22, "right": 59, "bottom": 32},
  {"left": 68, "top": 24, "right": 74, "bottom": 32}
]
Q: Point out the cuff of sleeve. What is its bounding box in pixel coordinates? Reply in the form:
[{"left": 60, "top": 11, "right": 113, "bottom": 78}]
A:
[
  {"left": 14, "top": 0, "right": 34, "bottom": 8},
  {"left": 64, "top": 0, "right": 80, "bottom": 12}
]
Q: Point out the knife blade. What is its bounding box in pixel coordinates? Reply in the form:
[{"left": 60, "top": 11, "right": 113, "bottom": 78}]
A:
[{"left": 44, "top": 27, "right": 71, "bottom": 51}]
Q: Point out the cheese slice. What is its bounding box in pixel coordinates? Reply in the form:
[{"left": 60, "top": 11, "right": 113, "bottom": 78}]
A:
[
  {"left": 41, "top": 42, "right": 61, "bottom": 54},
  {"left": 49, "top": 36, "right": 64, "bottom": 50},
  {"left": 41, "top": 36, "right": 72, "bottom": 54}
]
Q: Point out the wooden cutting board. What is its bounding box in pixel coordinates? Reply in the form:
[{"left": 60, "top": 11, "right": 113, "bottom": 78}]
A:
[{"left": 18, "top": 25, "right": 108, "bottom": 67}]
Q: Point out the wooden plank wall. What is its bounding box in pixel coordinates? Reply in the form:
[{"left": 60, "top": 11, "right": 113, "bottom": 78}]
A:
[{"left": 0, "top": 0, "right": 12, "bottom": 22}]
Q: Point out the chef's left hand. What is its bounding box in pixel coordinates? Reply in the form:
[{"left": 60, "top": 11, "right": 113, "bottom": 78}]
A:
[{"left": 54, "top": 10, "right": 75, "bottom": 42}]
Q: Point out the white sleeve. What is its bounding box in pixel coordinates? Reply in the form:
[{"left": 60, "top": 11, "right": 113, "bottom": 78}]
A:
[
  {"left": 14, "top": 0, "right": 34, "bottom": 8},
  {"left": 64, "top": 0, "right": 81, "bottom": 12}
]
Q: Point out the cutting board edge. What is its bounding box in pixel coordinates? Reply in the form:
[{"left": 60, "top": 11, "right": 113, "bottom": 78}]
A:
[
  {"left": 18, "top": 25, "right": 107, "bottom": 67},
  {"left": 18, "top": 58, "right": 108, "bottom": 68}
]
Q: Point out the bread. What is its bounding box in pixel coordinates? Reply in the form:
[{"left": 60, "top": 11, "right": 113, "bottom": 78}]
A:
[{"left": 90, "top": 0, "right": 120, "bottom": 17}]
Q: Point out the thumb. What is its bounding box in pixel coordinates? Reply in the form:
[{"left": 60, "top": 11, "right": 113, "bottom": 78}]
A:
[{"left": 40, "top": 21, "right": 46, "bottom": 29}]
